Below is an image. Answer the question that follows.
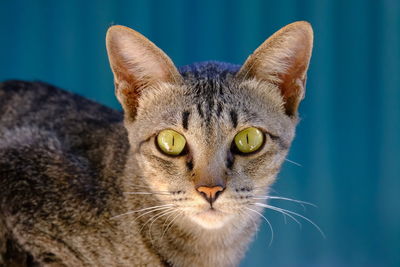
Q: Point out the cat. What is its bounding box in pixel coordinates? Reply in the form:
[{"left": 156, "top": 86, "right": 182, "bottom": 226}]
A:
[{"left": 0, "top": 21, "right": 313, "bottom": 266}]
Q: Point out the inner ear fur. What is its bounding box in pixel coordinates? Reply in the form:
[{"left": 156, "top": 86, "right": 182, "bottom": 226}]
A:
[
  {"left": 106, "top": 25, "right": 182, "bottom": 120},
  {"left": 237, "top": 21, "right": 314, "bottom": 117}
]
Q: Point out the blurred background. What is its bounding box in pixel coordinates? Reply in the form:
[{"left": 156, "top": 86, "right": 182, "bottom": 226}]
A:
[{"left": 1, "top": 0, "right": 399, "bottom": 266}]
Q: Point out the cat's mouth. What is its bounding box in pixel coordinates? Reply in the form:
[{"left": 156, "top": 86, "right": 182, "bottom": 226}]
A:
[
  {"left": 201, "top": 206, "right": 220, "bottom": 213},
  {"left": 189, "top": 207, "right": 234, "bottom": 229},
  {"left": 194, "top": 205, "right": 222, "bottom": 215}
]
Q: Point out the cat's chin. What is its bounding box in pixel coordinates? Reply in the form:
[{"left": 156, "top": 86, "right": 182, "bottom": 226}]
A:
[{"left": 189, "top": 209, "right": 234, "bottom": 229}]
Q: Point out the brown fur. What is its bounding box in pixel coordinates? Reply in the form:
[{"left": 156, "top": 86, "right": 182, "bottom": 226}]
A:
[{"left": 0, "top": 21, "right": 313, "bottom": 266}]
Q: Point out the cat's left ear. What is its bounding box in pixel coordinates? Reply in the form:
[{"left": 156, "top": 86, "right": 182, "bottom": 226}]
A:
[
  {"left": 237, "top": 21, "right": 313, "bottom": 117},
  {"left": 106, "top": 25, "right": 182, "bottom": 120}
]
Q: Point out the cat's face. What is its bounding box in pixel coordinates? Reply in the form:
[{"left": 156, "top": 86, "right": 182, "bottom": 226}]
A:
[
  {"left": 106, "top": 22, "right": 313, "bottom": 229},
  {"left": 125, "top": 77, "right": 294, "bottom": 229}
]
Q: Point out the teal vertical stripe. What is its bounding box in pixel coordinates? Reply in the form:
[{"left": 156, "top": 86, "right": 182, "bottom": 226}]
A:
[{"left": 0, "top": 0, "right": 399, "bottom": 266}]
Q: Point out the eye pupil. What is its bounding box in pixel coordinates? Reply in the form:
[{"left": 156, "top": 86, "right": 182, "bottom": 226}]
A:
[
  {"left": 157, "top": 129, "right": 186, "bottom": 156},
  {"left": 233, "top": 127, "right": 264, "bottom": 154}
]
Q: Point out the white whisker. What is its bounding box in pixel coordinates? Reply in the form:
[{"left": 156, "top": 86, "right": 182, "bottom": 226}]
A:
[
  {"left": 133, "top": 206, "right": 174, "bottom": 222},
  {"left": 147, "top": 209, "right": 177, "bottom": 242},
  {"left": 124, "top": 182, "right": 172, "bottom": 192},
  {"left": 285, "top": 158, "right": 302, "bottom": 167},
  {"left": 254, "top": 202, "right": 325, "bottom": 238},
  {"left": 140, "top": 209, "right": 176, "bottom": 233},
  {"left": 161, "top": 210, "right": 183, "bottom": 241},
  {"left": 253, "top": 202, "right": 302, "bottom": 228},
  {"left": 253, "top": 196, "right": 317, "bottom": 209},
  {"left": 245, "top": 207, "right": 274, "bottom": 247},
  {"left": 110, "top": 204, "right": 173, "bottom": 219},
  {"left": 123, "top": 191, "right": 171, "bottom": 196},
  {"left": 124, "top": 183, "right": 151, "bottom": 188},
  {"left": 161, "top": 210, "right": 179, "bottom": 235}
]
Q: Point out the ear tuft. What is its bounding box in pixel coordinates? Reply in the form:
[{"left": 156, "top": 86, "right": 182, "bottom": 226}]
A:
[
  {"left": 237, "top": 21, "right": 314, "bottom": 117},
  {"left": 106, "top": 25, "right": 181, "bottom": 120}
]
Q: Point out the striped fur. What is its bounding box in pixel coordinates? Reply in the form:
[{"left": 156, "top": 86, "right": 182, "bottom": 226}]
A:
[{"left": 0, "top": 21, "right": 313, "bottom": 266}]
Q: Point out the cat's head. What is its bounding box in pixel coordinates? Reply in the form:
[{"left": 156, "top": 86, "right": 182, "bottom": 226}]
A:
[{"left": 106, "top": 22, "right": 313, "bottom": 229}]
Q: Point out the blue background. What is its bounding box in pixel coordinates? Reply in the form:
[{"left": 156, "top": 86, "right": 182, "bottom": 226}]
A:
[{"left": 1, "top": 0, "right": 399, "bottom": 266}]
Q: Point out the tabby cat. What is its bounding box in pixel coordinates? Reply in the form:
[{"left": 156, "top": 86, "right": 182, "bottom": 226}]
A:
[{"left": 0, "top": 21, "right": 313, "bottom": 266}]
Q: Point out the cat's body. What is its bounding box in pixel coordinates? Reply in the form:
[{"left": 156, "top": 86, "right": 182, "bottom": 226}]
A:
[
  {"left": 0, "top": 78, "right": 252, "bottom": 267},
  {"left": 0, "top": 64, "right": 257, "bottom": 266},
  {"left": 0, "top": 80, "right": 133, "bottom": 266},
  {"left": 0, "top": 22, "right": 313, "bottom": 266}
]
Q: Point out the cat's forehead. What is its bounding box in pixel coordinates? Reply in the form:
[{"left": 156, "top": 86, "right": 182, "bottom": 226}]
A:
[
  {"left": 180, "top": 63, "right": 241, "bottom": 128},
  {"left": 178, "top": 62, "right": 288, "bottom": 130},
  {"left": 178, "top": 61, "right": 241, "bottom": 80},
  {"left": 134, "top": 62, "right": 292, "bottom": 142}
]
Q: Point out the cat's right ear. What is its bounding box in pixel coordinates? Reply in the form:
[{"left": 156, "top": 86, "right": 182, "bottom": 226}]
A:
[{"left": 106, "top": 25, "right": 181, "bottom": 120}]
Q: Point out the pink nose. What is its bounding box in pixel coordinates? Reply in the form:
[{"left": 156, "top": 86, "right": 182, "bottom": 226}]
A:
[{"left": 196, "top": 185, "right": 225, "bottom": 204}]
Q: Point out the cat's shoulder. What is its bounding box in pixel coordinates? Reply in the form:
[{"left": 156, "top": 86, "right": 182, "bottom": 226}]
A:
[
  {"left": 0, "top": 80, "right": 123, "bottom": 122},
  {"left": 0, "top": 81, "right": 133, "bottom": 266},
  {"left": 0, "top": 80, "right": 128, "bottom": 227},
  {"left": 0, "top": 80, "right": 126, "bottom": 154}
]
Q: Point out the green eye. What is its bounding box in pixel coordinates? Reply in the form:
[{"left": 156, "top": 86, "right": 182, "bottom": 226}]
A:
[
  {"left": 156, "top": 129, "right": 187, "bottom": 156},
  {"left": 233, "top": 127, "right": 264, "bottom": 154}
]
